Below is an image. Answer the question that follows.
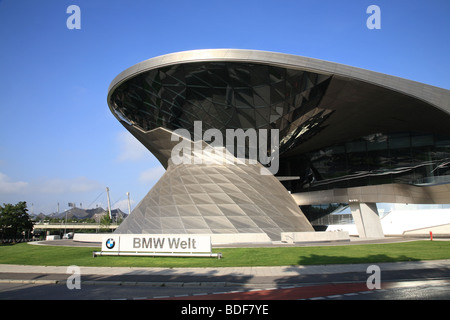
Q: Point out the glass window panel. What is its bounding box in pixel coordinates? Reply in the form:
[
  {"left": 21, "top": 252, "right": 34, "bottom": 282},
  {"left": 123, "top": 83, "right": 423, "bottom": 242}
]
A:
[
  {"left": 160, "top": 217, "right": 184, "bottom": 229},
  {"left": 204, "top": 216, "right": 235, "bottom": 229},
  {"left": 184, "top": 185, "right": 204, "bottom": 196},
  {"left": 270, "top": 86, "right": 284, "bottom": 104},
  {"left": 161, "top": 66, "right": 185, "bottom": 86},
  {"left": 181, "top": 217, "right": 209, "bottom": 229},
  {"left": 238, "top": 204, "right": 263, "bottom": 216},
  {"left": 389, "top": 147, "right": 412, "bottom": 168},
  {"left": 181, "top": 175, "right": 198, "bottom": 184},
  {"left": 367, "top": 148, "right": 391, "bottom": 172},
  {"left": 177, "top": 205, "right": 201, "bottom": 216},
  {"left": 173, "top": 194, "right": 193, "bottom": 205},
  {"left": 389, "top": 133, "right": 411, "bottom": 149},
  {"left": 158, "top": 195, "right": 174, "bottom": 206},
  {"left": 159, "top": 206, "right": 179, "bottom": 217},
  {"left": 228, "top": 65, "right": 249, "bottom": 88},
  {"left": 190, "top": 193, "right": 214, "bottom": 204},
  {"left": 347, "top": 152, "right": 368, "bottom": 173},
  {"left": 346, "top": 140, "right": 366, "bottom": 152},
  {"left": 142, "top": 217, "right": 161, "bottom": 230},
  {"left": 250, "top": 65, "right": 269, "bottom": 86},
  {"left": 211, "top": 87, "right": 227, "bottom": 105},
  {"left": 411, "top": 146, "right": 432, "bottom": 164},
  {"left": 436, "top": 136, "right": 450, "bottom": 148},
  {"left": 268, "top": 66, "right": 285, "bottom": 84},
  {"left": 216, "top": 183, "right": 241, "bottom": 194},
  {"left": 235, "top": 88, "right": 254, "bottom": 108},
  {"left": 209, "top": 174, "right": 230, "bottom": 184},
  {"left": 366, "top": 133, "right": 388, "bottom": 151},
  {"left": 226, "top": 216, "right": 259, "bottom": 228},
  {"left": 218, "top": 204, "right": 247, "bottom": 216},
  {"left": 209, "top": 193, "right": 235, "bottom": 204},
  {"left": 196, "top": 204, "right": 223, "bottom": 216},
  {"left": 208, "top": 71, "right": 229, "bottom": 88},
  {"left": 227, "top": 193, "right": 253, "bottom": 204},
  {"left": 253, "top": 86, "right": 271, "bottom": 106},
  {"left": 237, "top": 108, "right": 255, "bottom": 128}
]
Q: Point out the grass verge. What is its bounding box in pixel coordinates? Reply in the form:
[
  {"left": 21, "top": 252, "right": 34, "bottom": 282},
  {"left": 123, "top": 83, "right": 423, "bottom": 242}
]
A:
[{"left": 0, "top": 240, "right": 449, "bottom": 268}]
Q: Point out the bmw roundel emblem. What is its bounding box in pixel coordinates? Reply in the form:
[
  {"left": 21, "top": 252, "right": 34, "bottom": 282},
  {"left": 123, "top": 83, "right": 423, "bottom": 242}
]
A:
[{"left": 105, "top": 238, "right": 115, "bottom": 249}]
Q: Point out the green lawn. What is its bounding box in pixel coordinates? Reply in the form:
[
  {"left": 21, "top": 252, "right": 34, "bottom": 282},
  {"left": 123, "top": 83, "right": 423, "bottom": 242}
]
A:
[{"left": 0, "top": 240, "right": 449, "bottom": 268}]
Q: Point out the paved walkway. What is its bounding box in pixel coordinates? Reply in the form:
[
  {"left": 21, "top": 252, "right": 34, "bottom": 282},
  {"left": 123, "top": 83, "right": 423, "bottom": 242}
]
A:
[
  {"left": 1, "top": 259, "right": 449, "bottom": 287},
  {"left": 1, "top": 259, "right": 450, "bottom": 276}
]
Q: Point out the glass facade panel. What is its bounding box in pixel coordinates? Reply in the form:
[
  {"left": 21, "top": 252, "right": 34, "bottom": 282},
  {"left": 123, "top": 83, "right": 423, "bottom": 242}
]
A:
[
  {"left": 110, "top": 62, "right": 332, "bottom": 160},
  {"left": 283, "top": 132, "right": 450, "bottom": 192},
  {"left": 110, "top": 59, "right": 450, "bottom": 196}
]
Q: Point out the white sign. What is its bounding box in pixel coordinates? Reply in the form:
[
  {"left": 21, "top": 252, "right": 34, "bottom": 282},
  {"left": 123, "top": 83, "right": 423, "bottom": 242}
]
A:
[{"left": 101, "top": 234, "right": 212, "bottom": 254}]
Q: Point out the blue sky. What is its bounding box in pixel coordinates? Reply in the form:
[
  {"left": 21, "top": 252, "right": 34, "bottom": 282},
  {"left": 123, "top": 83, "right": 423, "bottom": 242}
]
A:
[{"left": 0, "top": 0, "right": 449, "bottom": 215}]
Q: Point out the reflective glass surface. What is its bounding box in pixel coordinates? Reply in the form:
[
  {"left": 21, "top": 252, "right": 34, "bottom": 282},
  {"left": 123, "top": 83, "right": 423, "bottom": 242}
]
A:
[
  {"left": 280, "top": 132, "right": 450, "bottom": 192},
  {"left": 109, "top": 62, "right": 332, "bottom": 157},
  {"left": 109, "top": 61, "right": 450, "bottom": 192}
]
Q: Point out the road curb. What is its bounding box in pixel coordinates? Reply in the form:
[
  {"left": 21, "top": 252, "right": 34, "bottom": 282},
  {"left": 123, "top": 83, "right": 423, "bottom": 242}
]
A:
[
  {"left": 0, "top": 279, "right": 60, "bottom": 285},
  {"left": 0, "top": 278, "right": 291, "bottom": 287}
]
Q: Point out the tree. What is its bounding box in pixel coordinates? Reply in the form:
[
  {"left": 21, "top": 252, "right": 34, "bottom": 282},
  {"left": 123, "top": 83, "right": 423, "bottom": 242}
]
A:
[
  {"left": 99, "top": 213, "right": 112, "bottom": 233},
  {"left": 0, "top": 201, "right": 34, "bottom": 242},
  {"left": 100, "top": 213, "right": 111, "bottom": 226}
]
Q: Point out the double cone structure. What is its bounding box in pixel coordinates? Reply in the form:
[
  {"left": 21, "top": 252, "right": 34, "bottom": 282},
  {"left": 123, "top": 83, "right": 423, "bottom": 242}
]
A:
[
  {"left": 115, "top": 133, "right": 314, "bottom": 241},
  {"left": 108, "top": 49, "right": 450, "bottom": 242}
]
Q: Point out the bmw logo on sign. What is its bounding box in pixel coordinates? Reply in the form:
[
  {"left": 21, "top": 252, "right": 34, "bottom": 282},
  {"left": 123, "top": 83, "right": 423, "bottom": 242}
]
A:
[{"left": 105, "top": 238, "right": 115, "bottom": 249}]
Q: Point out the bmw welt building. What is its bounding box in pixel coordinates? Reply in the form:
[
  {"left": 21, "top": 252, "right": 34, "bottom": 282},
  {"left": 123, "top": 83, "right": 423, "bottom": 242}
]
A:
[{"left": 107, "top": 49, "right": 450, "bottom": 243}]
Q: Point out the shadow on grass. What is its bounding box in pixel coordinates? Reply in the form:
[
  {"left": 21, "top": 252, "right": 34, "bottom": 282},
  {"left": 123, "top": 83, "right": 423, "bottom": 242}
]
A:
[{"left": 296, "top": 253, "right": 421, "bottom": 266}]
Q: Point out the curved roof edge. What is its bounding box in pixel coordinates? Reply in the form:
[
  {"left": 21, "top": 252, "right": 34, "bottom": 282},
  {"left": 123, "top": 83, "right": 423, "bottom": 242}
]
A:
[{"left": 107, "top": 49, "right": 450, "bottom": 114}]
